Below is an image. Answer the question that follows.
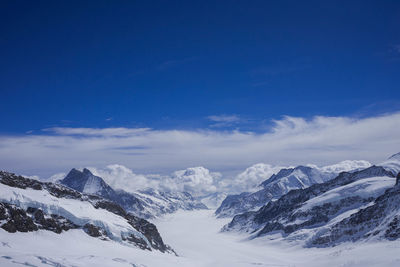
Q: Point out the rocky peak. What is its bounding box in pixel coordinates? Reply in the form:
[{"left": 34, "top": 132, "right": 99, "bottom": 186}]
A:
[{"left": 61, "top": 168, "right": 111, "bottom": 195}]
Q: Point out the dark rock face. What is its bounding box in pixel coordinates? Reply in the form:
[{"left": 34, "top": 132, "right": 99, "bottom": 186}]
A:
[
  {"left": 385, "top": 216, "right": 400, "bottom": 240},
  {"left": 0, "top": 203, "right": 79, "bottom": 234},
  {"left": 126, "top": 214, "right": 167, "bottom": 252},
  {"left": 223, "top": 166, "right": 397, "bottom": 247},
  {"left": 0, "top": 171, "right": 42, "bottom": 190},
  {"left": 0, "top": 202, "right": 79, "bottom": 235},
  {"left": 123, "top": 234, "right": 150, "bottom": 250},
  {"left": 83, "top": 223, "right": 107, "bottom": 239},
  {"left": 0, "top": 171, "right": 174, "bottom": 254},
  {"left": 0, "top": 203, "right": 38, "bottom": 233},
  {"left": 91, "top": 198, "right": 172, "bottom": 253},
  {"left": 26, "top": 207, "right": 79, "bottom": 233},
  {"left": 45, "top": 182, "right": 85, "bottom": 199}
]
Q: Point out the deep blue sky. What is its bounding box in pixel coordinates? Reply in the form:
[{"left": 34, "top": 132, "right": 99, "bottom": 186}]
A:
[{"left": 1, "top": 0, "right": 400, "bottom": 133}]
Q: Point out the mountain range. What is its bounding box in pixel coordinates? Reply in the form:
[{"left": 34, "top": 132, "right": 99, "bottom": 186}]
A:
[
  {"left": 216, "top": 160, "right": 370, "bottom": 218},
  {"left": 220, "top": 153, "right": 400, "bottom": 247}
]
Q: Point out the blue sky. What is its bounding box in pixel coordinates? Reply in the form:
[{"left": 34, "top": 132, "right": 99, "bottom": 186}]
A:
[
  {"left": 1, "top": 1, "right": 400, "bottom": 178},
  {"left": 1, "top": 0, "right": 400, "bottom": 134}
]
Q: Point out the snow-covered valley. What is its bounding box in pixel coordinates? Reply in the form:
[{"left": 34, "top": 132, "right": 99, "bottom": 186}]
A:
[
  {"left": 2, "top": 209, "right": 400, "bottom": 267},
  {"left": 156, "top": 210, "right": 400, "bottom": 267}
]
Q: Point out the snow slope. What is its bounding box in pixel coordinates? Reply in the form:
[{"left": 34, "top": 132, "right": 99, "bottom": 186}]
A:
[{"left": 300, "top": 176, "right": 394, "bottom": 211}]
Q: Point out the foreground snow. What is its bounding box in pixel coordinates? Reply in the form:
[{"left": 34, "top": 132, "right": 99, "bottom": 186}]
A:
[{"left": 2, "top": 210, "right": 400, "bottom": 266}]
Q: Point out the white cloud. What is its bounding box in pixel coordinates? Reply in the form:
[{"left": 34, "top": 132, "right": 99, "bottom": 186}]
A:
[
  {"left": 232, "top": 164, "right": 287, "bottom": 192},
  {"left": 87, "top": 164, "right": 161, "bottom": 193},
  {"left": 0, "top": 113, "right": 399, "bottom": 183},
  {"left": 169, "top": 167, "right": 221, "bottom": 196},
  {"left": 314, "top": 160, "right": 372, "bottom": 173},
  {"left": 85, "top": 165, "right": 222, "bottom": 197}
]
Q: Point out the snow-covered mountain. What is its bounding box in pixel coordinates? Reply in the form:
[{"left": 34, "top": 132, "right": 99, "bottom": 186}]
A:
[
  {"left": 215, "top": 160, "right": 370, "bottom": 218},
  {"left": 222, "top": 164, "right": 400, "bottom": 247},
  {"left": 61, "top": 168, "right": 207, "bottom": 219},
  {"left": 0, "top": 171, "right": 175, "bottom": 254}
]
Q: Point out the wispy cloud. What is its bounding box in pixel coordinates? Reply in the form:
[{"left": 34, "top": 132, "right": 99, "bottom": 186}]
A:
[
  {"left": 43, "top": 127, "right": 151, "bottom": 137},
  {"left": 1, "top": 113, "right": 399, "bottom": 179},
  {"left": 207, "top": 114, "right": 242, "bottom": 128}
]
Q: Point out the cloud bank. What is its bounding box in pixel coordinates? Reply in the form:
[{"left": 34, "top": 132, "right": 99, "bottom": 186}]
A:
[
  {"left": 85, "top": 165, "right": 222, "bottom": 197},
  {"left": 0, "top": 113, "right": 399, "bottom": 181}
]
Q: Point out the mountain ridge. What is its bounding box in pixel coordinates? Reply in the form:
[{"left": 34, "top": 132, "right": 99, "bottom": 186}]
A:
[
  {"left": 0, "top": 170, "right": 175, "bottom": 254},
  {"left": 222, "top": 165, "right": 399, "bottom": 247}
]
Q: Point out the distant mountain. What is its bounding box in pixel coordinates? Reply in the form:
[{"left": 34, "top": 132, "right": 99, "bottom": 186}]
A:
[
  {"left": 61, "top": 168, "right": 206, "bottom": 219},
  {"left": 216, "top": 166, "right": 337, "bottom": 218},
  {"left": 0, "top": 171, "right": 175, "bottom": 254},
  {"left": 132, "top": 188, "right": 207, "bottom": 217},
  {"left": 215, "top": 160, "right": 371, "bottom": 218},
  {"left": 222, "top": 165, "right": 400, "bottom": 247}
]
